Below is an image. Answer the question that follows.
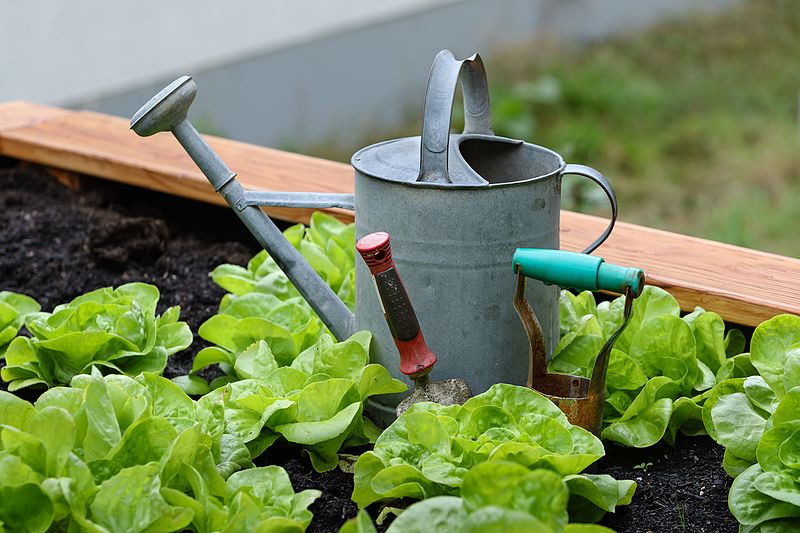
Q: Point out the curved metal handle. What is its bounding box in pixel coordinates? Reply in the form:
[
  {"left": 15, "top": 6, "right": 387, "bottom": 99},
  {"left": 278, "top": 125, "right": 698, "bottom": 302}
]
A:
[
  {"left": 589, "top": 286, "right": 636, "bottom": 398},
  {"left": 418, "top": 49, "right": 493, "bottom": 184},
  {"left": 562, "top": 164, "right": 618, "bottom": 254}
]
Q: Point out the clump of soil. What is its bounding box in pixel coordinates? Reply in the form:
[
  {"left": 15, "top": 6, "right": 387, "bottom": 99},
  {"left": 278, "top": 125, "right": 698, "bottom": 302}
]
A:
[
  {"left": 284, "top": 459, "right": 360, "bottom": 531},
  {"left": 89, "top": 215, "right": 169, "bottom": 267}
]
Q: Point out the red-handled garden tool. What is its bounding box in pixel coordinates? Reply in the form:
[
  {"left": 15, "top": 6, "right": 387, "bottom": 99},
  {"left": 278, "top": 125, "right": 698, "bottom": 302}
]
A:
[
  {"left": 356, "top": 232, "right": 471, "bottom": 416},
  {"left": 512, "top": 249, "right": 645, "bottom": 435}
]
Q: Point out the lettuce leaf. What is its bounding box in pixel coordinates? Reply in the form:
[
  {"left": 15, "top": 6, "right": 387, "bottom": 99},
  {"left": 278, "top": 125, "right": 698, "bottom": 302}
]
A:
[
  {"left": 1, "top": 283, "right": 192, "bottom": 390},
  {"left": 0, "top": 291, "right": 40, "bottom": 358},
  {"left": 352, "top": 383, "right": 633, "bottom": 521},
  {"left": 699, "top": 315, "right": 800, "bottom": 531},
  {"left": 197, "top": 332, "right": 405, "bottom": 472},
  {"left": 0, "top": 369, "right": 319, "bottom": 532},
  {"left": 210, "top": 212, "right": 355, "bottom": 311},
  {"left": 361, "top": 460, "right": 626, "bottom": 533},
  {"left": 750, "top": 314, "right": 800, "bottom": 400},
  {"left": 552, "top": 286, "right": 752, "bottom": 447},
  {"left": 183, "top": 212, "right": 356, "bottom": 392},
  {"left": 196, "top": 293, "right": 324, "bottom": 371}
]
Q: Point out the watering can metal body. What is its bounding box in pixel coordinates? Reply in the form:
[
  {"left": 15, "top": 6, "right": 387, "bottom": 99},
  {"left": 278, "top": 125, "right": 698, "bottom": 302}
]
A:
[
  {"left": 130, "top": 50, "right": 618, "bottom": 426},
  {"left": 351, "top": 51, "right": 618, "bottom": 423}
]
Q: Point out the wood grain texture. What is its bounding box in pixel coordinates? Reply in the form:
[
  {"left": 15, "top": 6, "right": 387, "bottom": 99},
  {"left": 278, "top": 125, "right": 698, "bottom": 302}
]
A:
[
  {"left": 559, "top": 211, "right": 799, "bottom": 325},
  {"left": 0, "top": 107, "right": 353, "bottom": 222},
  {"left": 0, "top": 101, "right": 798, "bottom": 326},
  {"left": 0, "top": 101, "right": 71, "bottom": 134}
]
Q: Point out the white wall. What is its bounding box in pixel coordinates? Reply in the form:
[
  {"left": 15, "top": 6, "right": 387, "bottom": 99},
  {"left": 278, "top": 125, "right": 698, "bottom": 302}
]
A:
[
  {"left": 0, "top": 0, "right": 459, "bottom": 104},
  {"left": 3, "top": 0, "right": 740, "bottom": 148}
]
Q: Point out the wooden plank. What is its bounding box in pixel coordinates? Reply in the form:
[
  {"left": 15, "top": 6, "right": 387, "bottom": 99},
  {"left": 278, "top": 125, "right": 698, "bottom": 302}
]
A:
[
  {"left": 0, "top": 101, "right": 72, "bottom": 134},
  {"left": 0, "top": 101, "right": 798, "bottom": 326},
  {"left": 0, "top": 107, "right": 354, "bottom": 222},
  {"left": 559, "top": 211, "right": 799, "bottom": 325}
]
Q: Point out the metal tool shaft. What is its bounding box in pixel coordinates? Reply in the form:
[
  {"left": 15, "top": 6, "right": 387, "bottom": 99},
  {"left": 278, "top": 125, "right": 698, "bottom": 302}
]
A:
[{"left": 236, "top": 191, "right": 354, "bottom": 211}]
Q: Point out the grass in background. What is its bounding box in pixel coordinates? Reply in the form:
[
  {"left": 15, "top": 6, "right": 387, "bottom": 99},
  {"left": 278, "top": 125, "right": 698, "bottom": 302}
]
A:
[{"left": 300, "top": 0, "right": 800, "bottom": 257}]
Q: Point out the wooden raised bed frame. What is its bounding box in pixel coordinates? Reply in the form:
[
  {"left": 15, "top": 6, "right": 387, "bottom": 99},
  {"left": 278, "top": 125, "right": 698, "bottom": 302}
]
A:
[{"left": 1, "top": 100, "right": 798, "bottom": 327}]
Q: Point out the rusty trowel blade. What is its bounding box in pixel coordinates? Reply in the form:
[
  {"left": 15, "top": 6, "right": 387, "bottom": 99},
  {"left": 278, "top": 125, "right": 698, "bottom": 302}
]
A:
[{"left": 396, "top": 375, "right": 472, "bottom": 417}]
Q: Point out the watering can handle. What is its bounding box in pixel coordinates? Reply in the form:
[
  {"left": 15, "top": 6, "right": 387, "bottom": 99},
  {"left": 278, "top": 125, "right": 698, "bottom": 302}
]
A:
[
  {"left": 513, "top": 248, "right": 644, "bottom": 296},
  {"left": 418, "top": 49, "right": 493, "bottom": 183},
  {"left": 562, "top": 164, "right": 618, "bottom": 254}
]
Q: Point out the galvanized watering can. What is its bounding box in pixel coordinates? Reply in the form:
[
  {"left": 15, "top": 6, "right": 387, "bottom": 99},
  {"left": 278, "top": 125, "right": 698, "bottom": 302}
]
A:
[{"left": 131, "top": 50, "right": 618, "bottom": 425}]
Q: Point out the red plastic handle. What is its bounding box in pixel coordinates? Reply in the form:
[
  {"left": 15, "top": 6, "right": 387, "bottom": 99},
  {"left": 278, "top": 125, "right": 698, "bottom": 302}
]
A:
[
  {"left": 355, "top": 232, "right": 394, "bottom": 274},
  {"left": 356, "top": 232, "right": 437, "bottom": 378}
]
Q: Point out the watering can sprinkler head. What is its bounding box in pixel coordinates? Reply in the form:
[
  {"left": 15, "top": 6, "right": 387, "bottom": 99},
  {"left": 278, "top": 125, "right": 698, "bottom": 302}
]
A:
[
  {"left": 130, "top": 76, "right": 197, "bottom": 137},
  {"left": 512, "top": 249, "right": 645, "bottom": 435}
]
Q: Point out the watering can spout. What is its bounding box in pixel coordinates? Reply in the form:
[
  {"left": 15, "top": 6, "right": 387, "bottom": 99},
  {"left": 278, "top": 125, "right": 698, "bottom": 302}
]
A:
[{"left": 130, "top": 76, "right": 357, "bottom": 341}]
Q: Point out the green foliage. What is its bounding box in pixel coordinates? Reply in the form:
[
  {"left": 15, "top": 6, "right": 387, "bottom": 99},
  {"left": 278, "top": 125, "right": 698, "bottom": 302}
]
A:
[
  {"left": 188, "top": 293, "right": 326, "bottom": 391},
  {"left": 339, "top": 510, "right": 379, "bottom": 533},
  {"left": 182, "top": 212, "right": 357, "bottom": 392},
  {"left": 351, "top": 383, "right": 634, "bottom": 521},
  {"left": 702, "top": 315, "right": 800, "bottom": 531},
  {"left": 375, "top": 462, "right": 620, "bottom": 532},
  {"left": 489, "top": 1, "right": 800, "bottom": 257},
  {"left": 0, "top": 291, "right": 39, "bottom": 357},
  {"left": 175, "top": 213, "right": 403, "bottom": 473},
  {"left": 304, "top": 2, "right": 800, "bottom": 257},
  {"left": 552, "top": 286, "right": 751, "bottom": 447},
  {"left": 0, "top": 283, "right": 192, "bottom": 391},
  {"left": 165, "top": 465, "right": 320, "bottom": 533},
  {"left": 0, "top": 369, "right": 318, "bottom": 532},
  {"left": 211, "top": 212, "right": 355, "bottom": 310},
  {"left": 197, "top": 331, "right": 405, "bottom": 472}
]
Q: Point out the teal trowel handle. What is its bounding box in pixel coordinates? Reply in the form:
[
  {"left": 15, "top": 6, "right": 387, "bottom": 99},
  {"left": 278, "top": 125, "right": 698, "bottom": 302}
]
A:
[{"left": 513, "top": 249, "right": 645, "bottom": 296}]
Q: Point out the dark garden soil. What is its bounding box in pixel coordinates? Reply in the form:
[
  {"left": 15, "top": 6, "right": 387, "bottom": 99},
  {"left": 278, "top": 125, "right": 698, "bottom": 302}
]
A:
[
  {"left": 0, "top": 160, "right": 738, "bottom": 532},
  {"left": 600, "top": 437, "right": 738, "bottom": 533},
  {"left": 0, "top": 161, "right": 260, "bottom": 393}
]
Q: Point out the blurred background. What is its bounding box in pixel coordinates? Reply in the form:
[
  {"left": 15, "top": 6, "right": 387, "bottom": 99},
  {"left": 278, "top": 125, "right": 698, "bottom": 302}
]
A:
[{"left": 1, "top": 0, "right": 798, "bottom": 257}]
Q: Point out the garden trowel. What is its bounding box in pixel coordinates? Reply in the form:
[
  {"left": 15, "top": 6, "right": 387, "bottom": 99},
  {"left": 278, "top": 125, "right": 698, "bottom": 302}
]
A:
[
  {"left": 356, "top": 232, "right": 471, "bottom": 416},
  {"left": 512, "top": 249, "right": 645, "bottom": 435}
]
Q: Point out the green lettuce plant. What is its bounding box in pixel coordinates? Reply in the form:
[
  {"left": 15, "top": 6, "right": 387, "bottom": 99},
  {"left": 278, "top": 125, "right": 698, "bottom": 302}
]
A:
[
  {"left": 210, "top": 212, "right": 355, "bottom": 311},
  {"left": 0, "top": 291, "right": 39, "bottom": 357},
  {"left": 0, "top": 283, "right": 192, "bottom": 391},
  {"left": 702, "top": 314, "right": 800, "bottom": 531},
  {"left": 342, "top": 461, "right": 617, "bottom": 533},
  {"left": 197, "top": 331, "right": 406, "bottom": 472},
  {"left": 178, "top": 212, "right": 357, "bottom": 394},
  {"left": 552, "top": 285, "right": 750, "bottom": 447},
  {"left": 182, "top": 292, "right": 325, "bottom": 392},
  {"left": 0, "top": 369, "right": 318, "bottom": 532},
  {"left": 352, "top": 383, "right": 635, "bottom": 522},
  {"left": 162, "top": 465, "right": 320, "bottom": 533}
]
